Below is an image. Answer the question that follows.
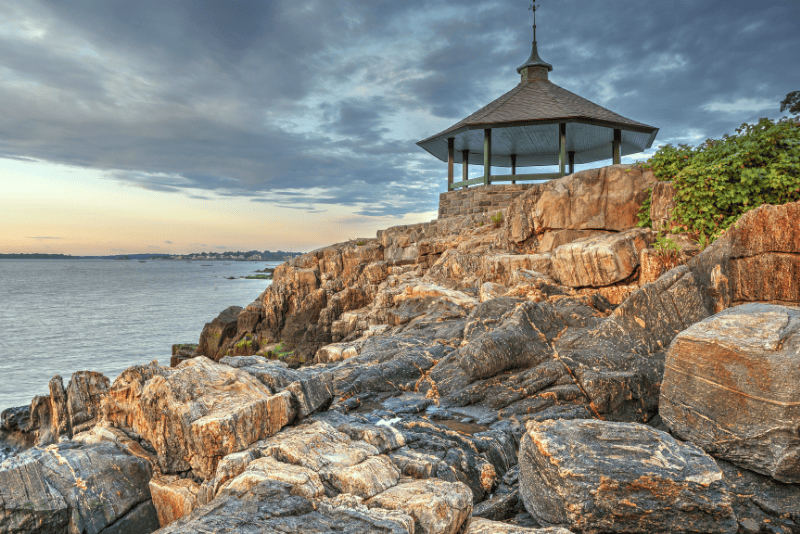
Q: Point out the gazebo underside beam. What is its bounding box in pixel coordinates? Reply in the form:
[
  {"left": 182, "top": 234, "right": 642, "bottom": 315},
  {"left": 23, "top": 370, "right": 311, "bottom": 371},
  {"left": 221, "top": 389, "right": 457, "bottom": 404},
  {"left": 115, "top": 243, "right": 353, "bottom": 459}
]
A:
[{"left": 423, "top": 120, "right": 658, "bottom": 168}]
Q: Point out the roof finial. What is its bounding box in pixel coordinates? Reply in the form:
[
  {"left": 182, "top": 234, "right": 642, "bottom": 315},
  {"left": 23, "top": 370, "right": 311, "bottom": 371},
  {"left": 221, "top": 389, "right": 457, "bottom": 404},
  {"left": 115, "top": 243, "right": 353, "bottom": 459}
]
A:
[{"left": 517, "top": 0, "right": 553, "bottom": 77}]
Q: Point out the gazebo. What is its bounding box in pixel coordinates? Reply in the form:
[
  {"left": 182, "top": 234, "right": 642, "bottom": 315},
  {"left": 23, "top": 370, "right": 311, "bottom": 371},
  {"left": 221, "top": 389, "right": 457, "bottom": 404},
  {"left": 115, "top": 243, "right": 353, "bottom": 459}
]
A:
[{"left": 417, "top": 2, "right": 658, "bottom": 190}]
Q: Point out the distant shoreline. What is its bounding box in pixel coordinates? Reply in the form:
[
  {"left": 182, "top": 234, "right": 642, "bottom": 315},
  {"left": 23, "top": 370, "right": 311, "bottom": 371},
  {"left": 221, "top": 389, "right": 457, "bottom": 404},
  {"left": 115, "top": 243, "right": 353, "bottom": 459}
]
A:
[{"left": 0, "top": 253, "right": 303, "bottom": 261}]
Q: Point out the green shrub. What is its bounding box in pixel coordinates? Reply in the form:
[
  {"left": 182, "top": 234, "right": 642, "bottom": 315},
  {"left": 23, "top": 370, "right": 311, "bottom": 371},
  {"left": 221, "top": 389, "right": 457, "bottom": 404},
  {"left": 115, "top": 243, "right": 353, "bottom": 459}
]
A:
[
  {"left": 490, "top": 212, "right": 503, "bottom": 228},
  {"left": 640, "top": 117, "right": 800, "bottom": 239},
  {"left": 652, "top": 231, "right": 681, "bottom": 259},
  {"left": 636, "top": 187, "right": 653, "bottom": 228}
]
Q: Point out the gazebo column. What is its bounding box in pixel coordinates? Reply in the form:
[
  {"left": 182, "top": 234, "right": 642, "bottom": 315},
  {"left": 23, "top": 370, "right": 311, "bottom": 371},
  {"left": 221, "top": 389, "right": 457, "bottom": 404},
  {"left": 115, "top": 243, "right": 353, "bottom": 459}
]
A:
[
  {"left": 484, "top": 128, "right": 492, "bottom": 186},
  {"left": 612, "top": 129, "right": 621, "bottom": 165},
  {"left": 447, "top": 137, "right": 455, "bottom": 190},
  {"left": 462, "top": 149, "right": 470, "bottom": 189},
  {"left": 568, "top": 151, "right": 575, "bottom": 175},
  {"left": 511, "top": 154, "right": 517, "bottom": 185},
  {"left": 559, "top": 123, "right": 567, "bottom": 175}
]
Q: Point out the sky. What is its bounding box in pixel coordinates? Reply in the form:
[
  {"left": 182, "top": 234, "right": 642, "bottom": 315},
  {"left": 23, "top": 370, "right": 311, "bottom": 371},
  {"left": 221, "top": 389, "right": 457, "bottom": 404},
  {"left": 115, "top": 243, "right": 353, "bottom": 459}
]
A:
[{"left": 1, "top": 0, "right": 799, "bottom": 255}]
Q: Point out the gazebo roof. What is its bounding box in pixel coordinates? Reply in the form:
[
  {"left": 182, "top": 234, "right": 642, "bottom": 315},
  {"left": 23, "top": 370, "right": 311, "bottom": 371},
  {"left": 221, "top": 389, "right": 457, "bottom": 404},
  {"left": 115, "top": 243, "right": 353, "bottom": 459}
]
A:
[
  {"left": 417, "top": 1, "right": 658, "bottom": 170},
  {"left": 417, "top": 78, "right": 659, "bottom": 167}
]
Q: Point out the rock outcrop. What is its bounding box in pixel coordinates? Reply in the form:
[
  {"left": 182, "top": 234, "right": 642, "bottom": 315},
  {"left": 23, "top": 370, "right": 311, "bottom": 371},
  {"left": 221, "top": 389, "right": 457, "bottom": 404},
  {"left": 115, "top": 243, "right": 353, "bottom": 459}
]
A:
[
  {"left": 101, "top": 357, "right": 294, "bottom": 479},
  {"left": 3, "top": 170, "right": 800, "bottom": 534}
]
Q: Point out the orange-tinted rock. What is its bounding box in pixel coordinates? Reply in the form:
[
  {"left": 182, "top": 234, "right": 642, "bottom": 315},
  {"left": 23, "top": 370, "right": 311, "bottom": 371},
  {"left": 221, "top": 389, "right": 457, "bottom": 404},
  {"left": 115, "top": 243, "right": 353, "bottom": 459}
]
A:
[
  {"left": 660, "top": 303, "right": 800, "bottom": 482},
  {"left": 102, "top": 357, "right": 294, "bottom": 480},
  {"left": 149, "top": 475, "right": 201, "bottom": 527},
  {"left": 466, "top": 518, "right": 574, "bottom": 534},
  {"left": 551, "top": 228, "right": 653, "bottom": 287},
  {"left": 506, "top": 164, "right": 656, "bottom": 244},
  {"left": 649, "top": 181, "right": 676, "bottom": 232}
]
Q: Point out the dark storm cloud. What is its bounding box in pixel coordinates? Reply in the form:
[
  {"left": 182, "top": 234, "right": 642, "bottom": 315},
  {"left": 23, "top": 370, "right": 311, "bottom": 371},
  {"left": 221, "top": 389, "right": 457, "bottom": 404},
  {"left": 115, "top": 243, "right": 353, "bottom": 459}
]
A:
[{"left": 1, "top": 0, "right": 798, "bottom": 217}]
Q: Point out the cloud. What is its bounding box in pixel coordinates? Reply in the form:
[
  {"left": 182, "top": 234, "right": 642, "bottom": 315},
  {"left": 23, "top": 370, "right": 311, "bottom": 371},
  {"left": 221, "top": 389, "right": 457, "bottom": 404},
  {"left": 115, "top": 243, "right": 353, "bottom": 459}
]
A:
[
  {"left": 164, "top": 240, "right": 173, "bottom": 244},
  {"left": 0, "top": 0, "right": 798, "bottom": 218},
  {"left": 26, "top": 236, "right": 63, "bottom": 239},
  {"left": 702, "top": 98, "right": 777, "bottom": 114}
]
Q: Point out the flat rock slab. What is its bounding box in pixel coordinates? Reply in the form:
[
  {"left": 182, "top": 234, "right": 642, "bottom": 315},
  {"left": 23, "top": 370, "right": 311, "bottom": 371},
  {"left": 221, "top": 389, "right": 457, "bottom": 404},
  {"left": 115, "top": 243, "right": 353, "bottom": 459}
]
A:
[
  {"left": 660, "top": 303, "right": 800, "bottom": 482},
  {"left": 518, "top": 419, "right": 737, "bottom": 534},
  {"left": 222, "top": 456, "right": 324, "bottom": 499}
]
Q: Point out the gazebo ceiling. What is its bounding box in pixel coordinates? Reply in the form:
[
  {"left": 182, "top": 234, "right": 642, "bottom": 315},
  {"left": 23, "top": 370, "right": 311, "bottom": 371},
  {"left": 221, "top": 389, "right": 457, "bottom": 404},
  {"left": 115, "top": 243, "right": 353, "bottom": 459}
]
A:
[{"left": 417, "top": 78, "right": 659, "bottom": 167}]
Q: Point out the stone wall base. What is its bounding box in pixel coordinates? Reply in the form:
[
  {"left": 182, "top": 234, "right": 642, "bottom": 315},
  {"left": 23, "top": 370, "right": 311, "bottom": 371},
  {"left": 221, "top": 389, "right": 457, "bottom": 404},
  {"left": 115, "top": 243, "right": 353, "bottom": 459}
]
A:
[{"left": 438, "top": 184, "right": 534, "bottom": 219}]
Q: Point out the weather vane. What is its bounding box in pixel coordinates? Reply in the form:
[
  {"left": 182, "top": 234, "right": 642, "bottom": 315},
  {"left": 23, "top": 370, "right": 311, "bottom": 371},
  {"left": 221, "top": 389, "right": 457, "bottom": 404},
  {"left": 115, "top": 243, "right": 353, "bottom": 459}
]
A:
[{"left": 528, "top": 1, "right": 538, "bottom": 43}]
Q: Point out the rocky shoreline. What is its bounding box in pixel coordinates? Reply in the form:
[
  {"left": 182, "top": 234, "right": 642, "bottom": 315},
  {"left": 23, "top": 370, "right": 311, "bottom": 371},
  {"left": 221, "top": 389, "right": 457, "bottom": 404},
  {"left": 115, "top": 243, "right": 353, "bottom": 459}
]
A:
[{"left": 2, "top": 164, "right": 799, "bottom": 534}]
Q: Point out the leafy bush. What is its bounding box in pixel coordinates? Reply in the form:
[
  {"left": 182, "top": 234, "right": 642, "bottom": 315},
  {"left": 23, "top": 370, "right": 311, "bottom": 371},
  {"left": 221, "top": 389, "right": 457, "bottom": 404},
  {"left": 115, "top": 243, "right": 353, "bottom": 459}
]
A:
[
  {"left": 652, "top": 231, "right": 680, "bottom": 259},
  {"left": 640, "top": 117, "right": 800, "bottom": 239},
  {"left": 490, "top": 211, "right": 503, "bottom": 228},
  {"left": 636, "top": 187, "right": 653, "bottom": 228}
]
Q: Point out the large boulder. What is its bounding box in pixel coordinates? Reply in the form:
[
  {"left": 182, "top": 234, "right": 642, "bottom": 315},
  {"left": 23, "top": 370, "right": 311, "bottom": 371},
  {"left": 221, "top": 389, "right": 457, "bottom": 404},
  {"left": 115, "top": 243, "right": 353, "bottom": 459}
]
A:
[
  {"left": 518, "top": 419, "right": 737, "bottom": 534},
  {"left": 64, "top": 371, "right": 109, "bottom": 434},
  {"left": 550, "top": 228, "right": 653, "bottom": 287},
  {"left": 506, "top": 164, "right": 655, "bottom": 246},
  {"left": 101, "top": 357, "right": 294, "bottom": 480},
  {"left": 690, "top": 201, "right": 800, "bottom": 311},
  {"left": 660, "top": 303, "right": 800, "bottom": 482}
]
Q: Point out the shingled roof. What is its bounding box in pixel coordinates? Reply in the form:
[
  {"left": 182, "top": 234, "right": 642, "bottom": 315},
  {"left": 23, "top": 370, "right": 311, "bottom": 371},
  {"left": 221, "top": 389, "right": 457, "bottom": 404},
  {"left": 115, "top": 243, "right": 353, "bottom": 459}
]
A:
[{"left": 417, "top": 77, "right": 659, "bottom": 168}]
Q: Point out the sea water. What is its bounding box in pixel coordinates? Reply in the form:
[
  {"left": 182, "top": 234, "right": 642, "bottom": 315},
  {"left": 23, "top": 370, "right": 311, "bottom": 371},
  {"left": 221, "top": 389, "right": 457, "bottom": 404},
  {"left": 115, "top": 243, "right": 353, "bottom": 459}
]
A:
[{"left": 0, "top": 259, "right": 279, "bottom": 411}]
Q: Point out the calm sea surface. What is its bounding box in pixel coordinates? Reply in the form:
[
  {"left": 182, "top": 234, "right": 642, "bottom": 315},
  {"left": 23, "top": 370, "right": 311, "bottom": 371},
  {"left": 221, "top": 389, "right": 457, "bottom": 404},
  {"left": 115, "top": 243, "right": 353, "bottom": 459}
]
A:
[{"left": 0, "top": 259, "right": 279, "bottom": 411}]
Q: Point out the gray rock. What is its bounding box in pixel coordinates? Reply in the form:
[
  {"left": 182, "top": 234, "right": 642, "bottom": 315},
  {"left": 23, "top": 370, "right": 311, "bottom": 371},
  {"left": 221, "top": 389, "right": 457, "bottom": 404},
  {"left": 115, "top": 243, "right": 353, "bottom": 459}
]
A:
[
  {"left": 97, "top": 500, "right": 160, "bottom": 534},
  {"left": 660, "top": 303, "right": 800, "bottom": 482},
  {"left": 518, "top": 419, "right": 737, "bottom": 534},
  {"left": 1, "top": 406, "right": 31, "bottom": 433},
  {"left": 0, "top": 441, "right": 154, "bottom": 534},
  {"left": 0, "top": 456, "right": 69, "bottom": 534},
  {"left": 716, "top": 459, "right": 800, "bottom": 534},
  {"left": 286, "top": 373, "right": 334, "bottom": 418}
]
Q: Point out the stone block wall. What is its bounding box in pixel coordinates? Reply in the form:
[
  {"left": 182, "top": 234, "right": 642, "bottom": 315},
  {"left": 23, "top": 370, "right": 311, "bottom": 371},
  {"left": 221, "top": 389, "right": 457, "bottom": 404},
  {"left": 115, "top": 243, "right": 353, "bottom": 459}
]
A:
[{"left": 438, "top": 184, "right": 534, "bottom": 219}]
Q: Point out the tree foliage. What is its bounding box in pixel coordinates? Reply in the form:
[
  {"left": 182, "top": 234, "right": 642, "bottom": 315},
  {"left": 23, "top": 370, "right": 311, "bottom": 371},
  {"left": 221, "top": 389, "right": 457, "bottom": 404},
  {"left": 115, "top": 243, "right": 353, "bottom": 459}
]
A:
[
  {"left": 640, "top": 117, "right": 800, "bottom": 239},
  {"left": 781, "top": 91, "right": 800, "bottom": 115}
]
